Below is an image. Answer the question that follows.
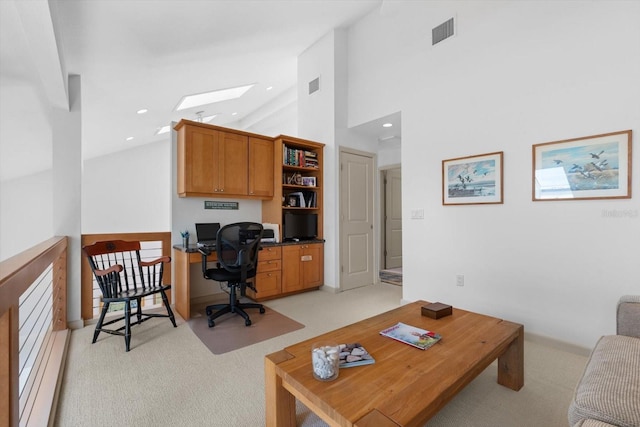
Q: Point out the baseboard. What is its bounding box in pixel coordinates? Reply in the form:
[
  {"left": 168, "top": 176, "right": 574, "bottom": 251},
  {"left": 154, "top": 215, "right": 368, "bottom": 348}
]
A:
[
  {"left": 320, "top": 284, "right": 340, "bottom": 294},
  {"left": 49, "top": 330, "right": 71, "bottom": 427},
  {"left": 525, "top": 331, "right": 591, "bottom": 357},
  {"left": 67, "top": 319, "right": 84, "bottom": 330}
]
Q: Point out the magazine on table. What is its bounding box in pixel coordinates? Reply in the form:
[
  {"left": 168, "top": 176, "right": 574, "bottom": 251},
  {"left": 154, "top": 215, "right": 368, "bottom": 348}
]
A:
[
  {"left": 379, "top": 322, "right": 441, "bottom": 350},
  {"left": 338, "top": 343, "right": 375, "bottom": 367}
]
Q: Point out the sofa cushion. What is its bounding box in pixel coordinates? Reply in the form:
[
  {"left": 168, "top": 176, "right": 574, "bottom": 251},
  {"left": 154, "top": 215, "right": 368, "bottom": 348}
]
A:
[
  {"left": 617, "top": 295, "right": 640, "bottom": 338},
  {"left": 568, "top": 335, "right": 640, "bottom": 427}
]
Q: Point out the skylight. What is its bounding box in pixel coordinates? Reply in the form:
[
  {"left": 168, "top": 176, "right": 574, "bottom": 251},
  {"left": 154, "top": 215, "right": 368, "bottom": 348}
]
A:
[{"left": 175, "top": 84, "right": 255, "bottom": 111}]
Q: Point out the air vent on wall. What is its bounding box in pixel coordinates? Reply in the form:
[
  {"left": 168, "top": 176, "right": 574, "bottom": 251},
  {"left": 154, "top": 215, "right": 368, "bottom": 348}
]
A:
[
  {"left": 432, "top": 17, "right": 454, "bottom": 45},
  {"left": 308, "top": 77, "right": 320, "bottom": 95}
]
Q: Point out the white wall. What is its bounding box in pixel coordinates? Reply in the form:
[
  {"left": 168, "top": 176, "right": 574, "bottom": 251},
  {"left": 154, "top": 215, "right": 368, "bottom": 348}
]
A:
[
  {"left": 0, "top": 171, "right": 53, "bottom": 261},
  {"left": 345, "top": 1, "right": 640, "bottom": 349},
  {"left": 378, "top": 139, "right": 401, "bottom": 168},
  {"left": 298, "top": 30, "right": 340, "bottom": 288},
  {"left": 241, "top": 86, "right": 298, "bottom": 137},
  {"left": 82, "top": 140, "right": 171, "bottom": 233}
]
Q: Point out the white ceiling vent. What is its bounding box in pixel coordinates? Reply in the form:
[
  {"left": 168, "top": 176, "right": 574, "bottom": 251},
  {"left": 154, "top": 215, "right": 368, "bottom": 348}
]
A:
[
  {"left": 308, "top": 77, "right": 320, "bottom": 95},
  {"left": 432, "top": 18, "right": 454, "bottom": 45}
]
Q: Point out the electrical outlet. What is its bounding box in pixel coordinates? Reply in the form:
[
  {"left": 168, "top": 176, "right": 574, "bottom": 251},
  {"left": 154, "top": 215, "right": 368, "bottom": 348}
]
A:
[{"left": 456, "top": 274, "right": 464, "bottom": 287}]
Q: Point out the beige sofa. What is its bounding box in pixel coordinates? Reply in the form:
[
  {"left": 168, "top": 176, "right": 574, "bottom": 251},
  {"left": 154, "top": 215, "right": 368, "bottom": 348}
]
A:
[{"left": 568, "top": 295, "right": 640, "bottom": 427}]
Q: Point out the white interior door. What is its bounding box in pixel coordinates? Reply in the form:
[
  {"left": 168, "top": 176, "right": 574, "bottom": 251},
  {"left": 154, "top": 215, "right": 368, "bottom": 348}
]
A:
[
  {"left": 384, "top": 168, "right": 402, "bottom": 269},
  {"left": 340, "top": 150, "right": 375, "bottom": 291}
]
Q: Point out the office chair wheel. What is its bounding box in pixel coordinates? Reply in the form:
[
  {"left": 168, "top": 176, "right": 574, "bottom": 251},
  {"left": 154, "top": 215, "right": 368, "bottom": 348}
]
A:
[
  {"left": 259, "top": 307, "right": 265, "bottom": 314},
  {"left": 245, "top": 319, "right": 251, "bottom": 326},
  {"left": 208, "top": 318, "right": 215, "bottom": 328}
]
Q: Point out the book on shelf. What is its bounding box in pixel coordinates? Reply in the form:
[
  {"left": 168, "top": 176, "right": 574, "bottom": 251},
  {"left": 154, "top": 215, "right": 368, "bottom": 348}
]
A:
[
  {"left": 379, "top": 322, "right": 441, "bottom": 350},
  {"left": 338, "top": 343, "right": 375, "bottom": 368},
  {"left": 283, "top": 145, "right": 319, "bottom": 168},
  {"left": 303, "top": 190, "right": 316, "bottom": 207}
]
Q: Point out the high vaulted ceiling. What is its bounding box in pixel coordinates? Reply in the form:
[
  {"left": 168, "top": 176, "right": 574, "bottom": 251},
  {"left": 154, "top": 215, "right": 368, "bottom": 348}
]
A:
[{"left": 0, "top": 0, "right": 383, "bottom": 181}]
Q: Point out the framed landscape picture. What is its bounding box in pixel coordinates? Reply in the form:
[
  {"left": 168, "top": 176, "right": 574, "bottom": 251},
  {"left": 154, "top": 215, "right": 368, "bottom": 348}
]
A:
[
  {"left": 532, "top": 130, "right": 632, "bottom": 201},
  {"left": 442, "top": 151, "right": 503, "bottom": 205}
]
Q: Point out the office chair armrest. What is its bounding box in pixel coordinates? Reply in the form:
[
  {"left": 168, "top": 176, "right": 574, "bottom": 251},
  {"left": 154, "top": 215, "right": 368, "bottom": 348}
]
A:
[
  {"left": 139, "top": 256, "right": 171, "bottom": 267},
  {"left": 92, "top": 264, "right": 123, "bottom": 277},
  {"left": 199, "top": 249, "right": 221, "bottom": 277}
]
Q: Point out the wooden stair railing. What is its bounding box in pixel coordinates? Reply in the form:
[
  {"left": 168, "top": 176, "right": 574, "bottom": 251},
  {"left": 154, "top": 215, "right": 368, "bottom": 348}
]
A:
[{"left": 0, "top": 236, "right": 68, "bottom": 427}]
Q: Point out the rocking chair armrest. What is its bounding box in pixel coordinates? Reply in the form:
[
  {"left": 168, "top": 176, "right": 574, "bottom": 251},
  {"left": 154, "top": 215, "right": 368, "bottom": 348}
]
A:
[
  {"left": 140, "top": 256, "right": 171, "bottom": 267},
  {"left": 93, "top": 264, "right": 123, "bottom": 277}
]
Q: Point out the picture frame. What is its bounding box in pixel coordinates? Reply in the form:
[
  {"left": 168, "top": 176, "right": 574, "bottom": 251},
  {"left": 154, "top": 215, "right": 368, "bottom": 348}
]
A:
[
  {"left": 288, "top": 195, "right": 298, "bottom": 207},
  {"left": 532, "top": 130, "right": 632, "bottom": 201},
  {"left": 302, "top": 176, "right": 316, "bottom": 187},
  {"left": 442, "top": 151, "right": 503, "bottom": 205}
]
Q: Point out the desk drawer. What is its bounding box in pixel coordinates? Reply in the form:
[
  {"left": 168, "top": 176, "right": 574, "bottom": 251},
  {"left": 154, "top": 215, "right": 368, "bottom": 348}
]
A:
[
  {"left": 260, "top": 246, "right": 281, "bottom": 261},
  {"left": 189, "top": 251, "right": 216, "bottom": 263},
  {"left": 254, "top": 271, "right": 281, "bottom": 298},
  {"left": 258, "top": 259, "right": 281, "bottom": 273}
]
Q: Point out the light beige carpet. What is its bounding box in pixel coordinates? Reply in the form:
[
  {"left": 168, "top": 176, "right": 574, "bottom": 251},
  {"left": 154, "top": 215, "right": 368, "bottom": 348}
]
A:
[{"left": 55, "top": 283, "right": 588, "bottom": 427}]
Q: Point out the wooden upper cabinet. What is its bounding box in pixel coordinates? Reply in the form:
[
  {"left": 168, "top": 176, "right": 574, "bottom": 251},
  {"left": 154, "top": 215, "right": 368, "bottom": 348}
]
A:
[
  {"left": 249, "top": 137, "right": 274, "bottom": 198},
  {"left": 217, "top": 131, "right": 248, "bottom": 196},
  {"left": 178, "top": 124, "right": 218, "bottom": 194},
  {"left": 175, "top": 120, "right": 274, "bottom": 199}
]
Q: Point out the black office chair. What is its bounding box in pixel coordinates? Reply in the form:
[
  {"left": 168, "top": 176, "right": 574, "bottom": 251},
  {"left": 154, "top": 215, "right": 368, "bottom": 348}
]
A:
[{"left": 199, "top": 222, "right": 265, "bottom": 327}]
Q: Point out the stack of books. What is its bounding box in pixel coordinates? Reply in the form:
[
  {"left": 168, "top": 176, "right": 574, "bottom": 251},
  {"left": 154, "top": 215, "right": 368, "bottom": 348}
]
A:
[{"left": 284, "top": 145, "right": 318, "bottom": 168}]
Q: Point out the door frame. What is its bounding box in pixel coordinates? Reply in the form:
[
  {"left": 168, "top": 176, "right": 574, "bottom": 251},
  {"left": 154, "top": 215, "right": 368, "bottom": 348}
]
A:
[
  {"left": 338, "top": 147, "right": 377, "bottom": 291},
  {"left": 379, "top": 164, "right": 401, "bottom": 271}
]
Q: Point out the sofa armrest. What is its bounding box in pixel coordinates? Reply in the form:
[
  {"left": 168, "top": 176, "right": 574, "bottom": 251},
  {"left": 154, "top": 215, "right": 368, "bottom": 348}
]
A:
[{"left": 617, "top": 295, "right": 640, "bottom": 338}]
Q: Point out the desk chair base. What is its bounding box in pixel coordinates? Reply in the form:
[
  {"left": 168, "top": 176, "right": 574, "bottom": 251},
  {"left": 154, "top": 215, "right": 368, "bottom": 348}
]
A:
[{"left": 205, "top": 284, "right": 265, "bottom": 327}]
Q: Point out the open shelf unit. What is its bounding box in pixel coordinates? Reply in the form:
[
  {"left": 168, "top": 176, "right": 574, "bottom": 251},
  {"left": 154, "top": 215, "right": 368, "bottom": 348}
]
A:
[{"left": 262, "top": 135, "right": 324, "bottom": 239}]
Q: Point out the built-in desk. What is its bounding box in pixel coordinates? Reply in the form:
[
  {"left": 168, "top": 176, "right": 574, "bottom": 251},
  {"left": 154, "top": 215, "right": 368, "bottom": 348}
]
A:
[
  {"left": 173, "top": 245, "right": 213, "bottom": 321},
  {"left": 172, "top": 240, "right": 324, "bottom": 320}
]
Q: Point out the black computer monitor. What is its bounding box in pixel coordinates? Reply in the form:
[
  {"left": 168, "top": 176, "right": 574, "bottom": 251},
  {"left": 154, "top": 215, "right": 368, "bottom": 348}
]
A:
[{"left": 283, "top": 213, "right": 317, "bottom": 241}]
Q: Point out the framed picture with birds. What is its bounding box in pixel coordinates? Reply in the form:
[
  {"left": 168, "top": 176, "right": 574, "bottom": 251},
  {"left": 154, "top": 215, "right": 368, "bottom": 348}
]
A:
[
  {"left": 532, "top": 130, "right": 632, "bottom": 201},
  {"left": 442, "top": 151, "right": 504, "bottom": 205}
]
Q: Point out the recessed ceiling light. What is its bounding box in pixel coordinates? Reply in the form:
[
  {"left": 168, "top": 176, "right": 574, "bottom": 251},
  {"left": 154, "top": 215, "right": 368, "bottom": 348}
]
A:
[
  {"left": 231, "top": 112, "right": 238, "bottom": 116},
  {"left": 266, "top": 86, "right": 273, "bottom": 91},
  {"left": 126, "top": 136, "right": 134, "bottom": 141},
  {"left": 175, "top": 84, "right": 255, "bottom": 111},
  {"left": 156, "top": 126, "right": 170, "bottom": 135},
  {"left": 137, "top": 109, "right": 148, "bottom": 114},
  {"left": 383, "top": 123, "right": 393, "bottom": 128}
]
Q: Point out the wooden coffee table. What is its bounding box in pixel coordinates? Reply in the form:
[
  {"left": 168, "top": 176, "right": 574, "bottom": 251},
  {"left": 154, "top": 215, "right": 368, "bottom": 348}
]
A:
[{"left": 265, "top": 300, "right": 523, "bottom": 427}]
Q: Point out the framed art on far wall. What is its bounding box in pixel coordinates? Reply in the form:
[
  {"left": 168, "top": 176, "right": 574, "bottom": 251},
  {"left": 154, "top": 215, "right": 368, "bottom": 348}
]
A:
[
  {"left": 532, "top": 130, "right": 632, "bottom": 201},
  {"left": 442, "top": 151, "right": 504, "bottom": 205}
]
